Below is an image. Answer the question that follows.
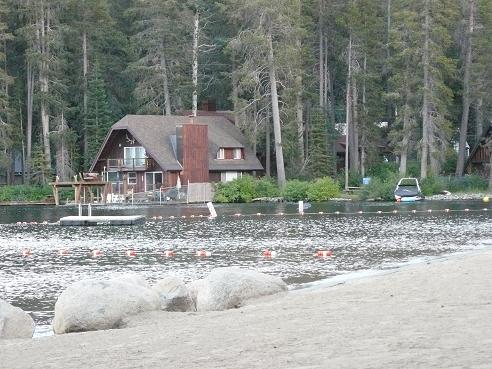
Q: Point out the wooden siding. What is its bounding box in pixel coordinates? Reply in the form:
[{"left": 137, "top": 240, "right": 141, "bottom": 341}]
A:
[
  {"left": 180, "top": 124, "right": 209, "bottom": 183},
  {"left": 225, "top": 148, "right": 233, "bottom": 159},
  {"left": 165, "top": 171, "right": 180, "bottom": 188},
  {"left": 93, "top": 130, "right": 160, "bottom": 173}
]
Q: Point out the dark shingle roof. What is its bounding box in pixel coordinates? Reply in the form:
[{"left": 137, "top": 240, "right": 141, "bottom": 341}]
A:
[{"left": 91, "top": 115, "right": 263, "bottom": 172}]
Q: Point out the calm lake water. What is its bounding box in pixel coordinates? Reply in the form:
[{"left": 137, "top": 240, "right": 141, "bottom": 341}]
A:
[{"left": 0, "top": 200, "right": 491, "bottom": 332}]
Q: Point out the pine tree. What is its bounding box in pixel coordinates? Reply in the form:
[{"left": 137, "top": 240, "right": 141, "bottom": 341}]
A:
[
  {"left": 85, "top": 64, "right": 114, "bottom": 169},
  {"left": 306, "top": 108, "right": 334, "bottom": 178}
]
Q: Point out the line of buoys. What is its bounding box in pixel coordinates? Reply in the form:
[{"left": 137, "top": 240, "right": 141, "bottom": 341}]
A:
[
  {"left": 16, "top": 248, "right": 337, "bottom": 260},
  {"left": 316, "top": 250, "right": 333, "bottom": 258},
  {"left": 145, "top": 206, "right": 489, "bottom": 222},
  {"left": 15, "top": 221, "right": 49, "bottom": 225}
]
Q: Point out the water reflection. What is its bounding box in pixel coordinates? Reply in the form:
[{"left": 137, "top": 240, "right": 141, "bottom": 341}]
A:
[{"left": 0, "top": 200, "right": 490, "bottom": 327}]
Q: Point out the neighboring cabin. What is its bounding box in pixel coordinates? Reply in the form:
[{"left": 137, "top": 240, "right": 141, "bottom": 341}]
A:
[
  {"left": 90, "top": 115, "right": 263, "bottom": 194},
  {"left": 465, "top": 123, "right": 492, "bottom": 177}
]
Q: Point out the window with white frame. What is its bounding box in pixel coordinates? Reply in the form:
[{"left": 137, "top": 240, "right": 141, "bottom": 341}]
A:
[
  {"left": 233, "top": 148, "right": 242, "bottom": 159},
  {"left": 221, "top": 171, "right": 242, "bottom": 182},
  {"left": 124, "top": 147, "right": 146, "bottom": 167},
  {"left": 128, "top": 172, "right": 137, "bottom": 185},
  {"left": 217, "top": 148, "right": 225, "bottom": 159}
]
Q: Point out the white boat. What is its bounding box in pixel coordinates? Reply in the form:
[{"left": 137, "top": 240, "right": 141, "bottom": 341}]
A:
[{"left": 394, "top": 178, "right": 424, "bottom": 202}]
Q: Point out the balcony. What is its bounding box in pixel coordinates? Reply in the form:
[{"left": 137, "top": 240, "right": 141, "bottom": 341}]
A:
[{"left": 100, "top": 158, "right": 156, "bottom": 171}]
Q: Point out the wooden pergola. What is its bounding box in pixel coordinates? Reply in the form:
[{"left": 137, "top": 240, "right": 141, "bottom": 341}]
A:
[{"left": 50, "top": 175, "right": 111, "bottom": 206}]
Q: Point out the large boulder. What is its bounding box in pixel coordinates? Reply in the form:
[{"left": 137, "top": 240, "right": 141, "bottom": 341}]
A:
[
  {"left": 196, "top": 267, "right": 287, "bottom": 311},
  {"left": 0, "top": 299, "right": 35, "bottom": 339},
  {"left": 53, "top": 274, "right": 160, "bottom": 334},
  {"left": 152, "top": 276, "right": 194, "bottom": 312},
  {"left": 187, "top": 279, "right": 206, "bottom": 311}
]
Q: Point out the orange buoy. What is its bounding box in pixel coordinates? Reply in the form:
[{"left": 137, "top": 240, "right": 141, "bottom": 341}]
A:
[
  {"left": 263, "top": 249, "right": 277, "bottom": 258},
  {"left": 125, "top": 249, "right": 137, "bottom": 257},
  {"left": 164, "top": 250, "right": 175, "bottom": 257},
  {"left": 21, "top": 249, "right": 32, "bottom": 257},
  {"left": 196, "top": 250, "right": 211, "bottom": 257},
  {"left": 316, "top": 250, "right": 333, "bottom": 258},
  {"left": 58, "top": 249, "right": 69, "bottom": 256},
  {"left": 91, "top": 249, "right": 103, "bottom": 258}
]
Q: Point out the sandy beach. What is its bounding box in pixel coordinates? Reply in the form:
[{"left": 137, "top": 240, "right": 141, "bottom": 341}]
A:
[{"left": 2, "top": 250, "right": 492, "bottom": 369}]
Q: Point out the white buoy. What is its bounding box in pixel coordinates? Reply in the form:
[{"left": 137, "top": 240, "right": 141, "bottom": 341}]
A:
[{"left": 207, "top": 202, "right": 217, "bottom": 219}]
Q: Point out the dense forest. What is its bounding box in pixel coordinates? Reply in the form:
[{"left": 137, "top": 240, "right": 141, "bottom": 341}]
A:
[{"left": 0, "top": 0, "right": 491, "bottom": 188}]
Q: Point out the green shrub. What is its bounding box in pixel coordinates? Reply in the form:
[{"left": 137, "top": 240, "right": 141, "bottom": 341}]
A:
[
  {"left": 439, "top": 175, "right": 488, "bottom": 193},
  {"left": 420, "top": 176, "right": 445, "bottom": 196},
  {"left": 213, "top": 175, "right": 258, "bottom": 203},
  {"left": 255, "top": 177, "right": 280, "bottom": 198},
  {"left": 282, "top": 179, "right": 310, "bottom": 201},
  {"left": 366, "top": 162, "right": 398, "bottom": 179},
  {"left": 362, "top": 172, "right": 400, "bottom": 201},
  {"left": 306, "top": 177, "right": 340, "bottom": 201},
  {"left": 0, "top": 185, "right": 53, "bottom": 202}
]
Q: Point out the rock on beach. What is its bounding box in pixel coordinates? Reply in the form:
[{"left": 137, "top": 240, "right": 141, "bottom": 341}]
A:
[
  {"left": 53, "top": 274, "right": 160, "bottom": 334},
  {"left": 196, "top": 267, "right": 287, "bottom": 311},
  {"left": 152, "top": 276, "right": 194, "bottom": 312},
  {"left": 0, "top": 299, "right": 35, "bottom": 339}
]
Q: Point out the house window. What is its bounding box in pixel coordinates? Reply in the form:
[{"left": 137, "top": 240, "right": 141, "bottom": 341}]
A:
[
  {"left": 128, "top": 172, "right": 137, "bottom": 185},
  {"left": 221, "top": 171, "right": 242, "bottom": 182},
  {"left": 233, "top": 148, "right": 242, "bottom": 159},
  {"left": 145, "top": 172, "right": 163, "bottom": 192},
  {"left": 217, "top": 148, "right": 225, "bottom": 159},
  {"left": 124, "top": 146, "right": 146, "bottom": 167}
]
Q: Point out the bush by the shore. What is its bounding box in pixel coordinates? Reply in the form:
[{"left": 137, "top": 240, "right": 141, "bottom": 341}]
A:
[
  {"left": 0, "top": 185, "right": 53, "bottom": 202},
  {"left": 214, "top": 175, "right": 340, "bottom": 203}
]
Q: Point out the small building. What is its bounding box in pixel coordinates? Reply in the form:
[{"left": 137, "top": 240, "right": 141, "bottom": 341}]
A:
[
  {"left": 90, "top": 115, "right": 263, "bottom": 194},
  {"left": 465, "top": 123, "right": 492, "bottom": 177}
]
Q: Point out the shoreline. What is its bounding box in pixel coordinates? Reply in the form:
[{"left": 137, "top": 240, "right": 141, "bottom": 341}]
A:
[{"left": 2, "top": 247, "right": 492, "bottom": 368}]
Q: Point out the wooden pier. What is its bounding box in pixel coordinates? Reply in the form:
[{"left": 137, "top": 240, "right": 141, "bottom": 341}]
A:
[{"left": 59, "top": 215, "right": 146, "bottom": 226}]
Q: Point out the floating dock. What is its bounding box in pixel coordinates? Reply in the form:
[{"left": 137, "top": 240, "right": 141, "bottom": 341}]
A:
[{"left": 59, "top": 215, "right": 145, "bottom": 226}]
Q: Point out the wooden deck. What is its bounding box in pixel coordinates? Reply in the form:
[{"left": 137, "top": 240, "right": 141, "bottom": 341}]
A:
[{"left": 59, "top": 215, "right": 146, "bottom": 226}]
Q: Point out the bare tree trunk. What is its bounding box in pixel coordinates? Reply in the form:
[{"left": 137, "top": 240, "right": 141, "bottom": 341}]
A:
[
  {"left": 267, "top": 31, "right": 286, "bottom": 188},
  {"left": 26, "top": 61, "right": 34, "bottom": 183},
  {"left": 399, "top": 95, "right": 412, "bottom": 176},
  {"left": 344, "top": 34, "right": 352, "bottom": 190},
  {"left": 160, "top": 46, "right": 171, "bottom": 116},
  {"left": 295, "top": 46, "right": 304, "bottom": 165},
  {"left": 265, "top": 103, "right": 271, "bottom": 177},
  {"left": 475, "top": 97, "right": 483, "bottom": 141},
  {"left": 192, "top": 10, "right": 199, "bottom": 117},
  {"left": 323, "top": 36, "right": 328, "bottom": 108},
  {"left": 83, "top": 30, "right": 88, "bottom": 159},
  {"left": 318, "top": 0, "right": 324, "bottom": 108},
  {"left": 39, "top": 6, "right": 51, "bottom": 180},
  {"left": 351, "top": 77, "right": 359, "bottom": 173},
  {"left": 232, "top": 55, "right": 239, "bottom": 125},
  {"left": 360, "top": 53, "right": 367, "bottom": 177},
  {"left": 456, "top": 0, "right": 475, "bottom": 176},
  {"left": 420, "top": 0, "right": 430, "bottom": 179}
]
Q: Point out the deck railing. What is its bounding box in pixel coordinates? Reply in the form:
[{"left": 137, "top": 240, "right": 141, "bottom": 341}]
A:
[{"left": 101, "top": 158, "right": 156, "bottom": 171}]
